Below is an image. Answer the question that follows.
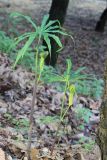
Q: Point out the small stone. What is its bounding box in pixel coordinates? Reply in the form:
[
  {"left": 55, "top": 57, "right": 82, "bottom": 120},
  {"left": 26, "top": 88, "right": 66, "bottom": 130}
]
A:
[
  {"left": 0, "top": 108, "right": 7, "bottom": 114},
  {"left": 92, "top": 109, "right": 99, "bottom": 115},
  {"left": 90, "top": 115, "right": 100, "bottom": 124}
]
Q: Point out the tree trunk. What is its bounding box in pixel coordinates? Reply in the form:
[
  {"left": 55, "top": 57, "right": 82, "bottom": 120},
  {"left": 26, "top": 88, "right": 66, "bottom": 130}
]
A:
[
  {"left": 97, "top": 60, "right": 107, "bottom": 160},
  {"left": 95, "top": 8, "right": 107, "bottom": 32},
  {"left": 45, "top": 0, "right": 69, "bottom": 67}
]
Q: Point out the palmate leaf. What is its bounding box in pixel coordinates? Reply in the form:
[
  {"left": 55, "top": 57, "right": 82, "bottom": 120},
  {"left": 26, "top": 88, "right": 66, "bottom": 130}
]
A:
[
  {"left": 41, "top": 15, "right": 67, "bottom": 52},
  {"left": 10, "top": 13, "right": 70, "bottom": 73},
  {"left": 13, "top": 34, "right": 36, "bottom": 68},
  {"left": 10, "top": 12, "right": 37, "bottom": 30}
]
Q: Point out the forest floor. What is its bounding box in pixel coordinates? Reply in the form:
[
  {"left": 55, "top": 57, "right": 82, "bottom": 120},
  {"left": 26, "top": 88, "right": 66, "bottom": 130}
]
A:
[
  {"left": 0, "top": 0, "right": 106, "bottom": 76},
  {"left": 0, "top": 0, "right": 106, "bottom": 159}
]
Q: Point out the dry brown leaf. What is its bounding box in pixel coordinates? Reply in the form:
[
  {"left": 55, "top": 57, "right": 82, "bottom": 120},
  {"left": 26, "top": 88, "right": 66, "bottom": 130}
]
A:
[
  {"left": 80, "top": 152, "right": 85, "bottom": 160},
  {"left": 5, "top": 154, "right": 13, "bottom": 160},
  {"left": 0, "top": 53, "right": 33, "bottom": 93},
  {"left": 52, "top": 92, "right": 66, "bottom": 106},
  {"left": 8, "top": 139, "right": 26, "bottom": 150},
  {"left": 79, "top": 97, "right": 88, "bottom": 106},
  {"left": 43, "top": 158, "right": 49, "bottom": 160},
  {"left": 63, "top": 148, "right": 72, "bottom": 160},
  {"left": 90, "top": 101, "right": 101, "bottom": 110},
  {"left": 23, "top": 157, "right": 28, "bottom": 160},
  {"left": 30, "top": 148, "right": 39, "bottom": 160},
  {"left": 0, "top": 128, "right": 12, "bottom": 138},
  {"left": 7, "top": 139, "right": 26, "bottom": 158},
  {"left": 0, "top": 148, "right": 5, "bottom": 160}
]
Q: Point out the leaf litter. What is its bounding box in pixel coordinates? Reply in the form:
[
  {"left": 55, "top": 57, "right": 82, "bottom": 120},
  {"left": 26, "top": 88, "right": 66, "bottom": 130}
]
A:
[
  {"left": 0, "top": 53, "right": 101, "bottom": 160},
  {"left": 0, "top": 0, "right": 104, "bottom": 159}
]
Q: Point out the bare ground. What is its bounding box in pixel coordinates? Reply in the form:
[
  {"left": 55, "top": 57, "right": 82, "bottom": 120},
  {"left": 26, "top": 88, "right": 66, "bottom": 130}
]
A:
[{"left": 0, "top": 0, "right": 107, "bottom": 76}]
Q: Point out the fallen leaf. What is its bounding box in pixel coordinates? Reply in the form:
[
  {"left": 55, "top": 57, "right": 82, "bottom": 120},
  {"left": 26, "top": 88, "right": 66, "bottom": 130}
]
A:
[
  {"left": 30, "top": 148, "right": 39, "bottom": 160},
  {"left": 0, "top": 148, "right": 5, "bottom": 160}
]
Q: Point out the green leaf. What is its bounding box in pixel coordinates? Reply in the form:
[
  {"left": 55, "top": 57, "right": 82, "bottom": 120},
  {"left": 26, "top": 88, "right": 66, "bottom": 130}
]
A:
[
  {"left": 14, "top": 32, "right": 35, "bottom": 45},
  {"left": 45, "top": 26, "right": 60, "bottom": 32},
  {"left": 73, "top": 67, "right": 86, "bottom": 75},
  {"left": 48, "top": 34, "right": 62, "bottom": 48},
  {"left": 39, "top": 52, "right": 46, "bottom": 72},
  {"left": 66, "top": 59, "right": 72, "bottom": 75},
  {"left": 43, "top": 33, "right": 51, "bottom": 54},
  {"left": 41, "top": 14, "right": 49, "bottom": 31},
  {"left": 44, "top": 20, "right": 60, "bottom": 30},
  {"left": 48, "top": 74, "right": 65, "bottom": 83},
  {"left": 13, "top": 34, "right": 36, "bottom": 67},
  {"left": 10, "top": 12, "right": 37, "bottom": 30},
  {"left": 68, "top": 84, "right": 75, "bottom": 106},
  {"left": 46, "top": 30, "right": 68, "bottom": 36},
  {"left": 39, "top": 116, "right": 59, "bottom": 124}
]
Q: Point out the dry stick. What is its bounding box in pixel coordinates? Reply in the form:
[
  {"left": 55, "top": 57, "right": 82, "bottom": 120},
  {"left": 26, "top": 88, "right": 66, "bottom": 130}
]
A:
[
  {"left": 27, "top": 41, "right": 40, "bottom": 160},
  {"left": 27, "top": 76, "right": 37, "bottom": 160}
]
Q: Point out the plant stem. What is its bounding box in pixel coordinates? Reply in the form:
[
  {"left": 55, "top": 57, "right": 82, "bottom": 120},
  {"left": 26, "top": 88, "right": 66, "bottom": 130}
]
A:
[
  {"left": 27, "top": 38, "right": 41, "bottom": 160},
  {"left": 61, "top": 105, "right": 71, "bottom": 121},
  {"left": 60, "top": 82, "right": 68, "bottom": 118},
  {"left": 27, "top": 75, "right": 37, "bottom": 160},
  {"left": 51, "top": 80, "right": 70, "bottom": 155},
  {"left": 51, "top": 122, "right": 61, "bottom": 155}
]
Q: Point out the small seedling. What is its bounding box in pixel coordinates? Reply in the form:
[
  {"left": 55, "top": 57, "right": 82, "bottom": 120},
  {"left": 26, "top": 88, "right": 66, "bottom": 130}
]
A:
[
  {"left": 75, "top": 106, "right": 92, "bottom": 123},
  {"left": 11, "top": 12, "right": 68, "bottom": 159},
  {"left": 40, "top": 59, "right": 88, "bottom": 154},
  {"left": 0, "top": 31, "right": 14, "bottom": 53},
  {"left": 76, "top": 77, "right": 104, "bottom": 99},
  {"left": 4, "top": 113, "right": 29, "bottom": 129},
  {"left": 10, "top": 12, "right": 88, "bottom": 158},
  {"left": 79, "top": 137, "right": 95, "bottom": 152}
]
